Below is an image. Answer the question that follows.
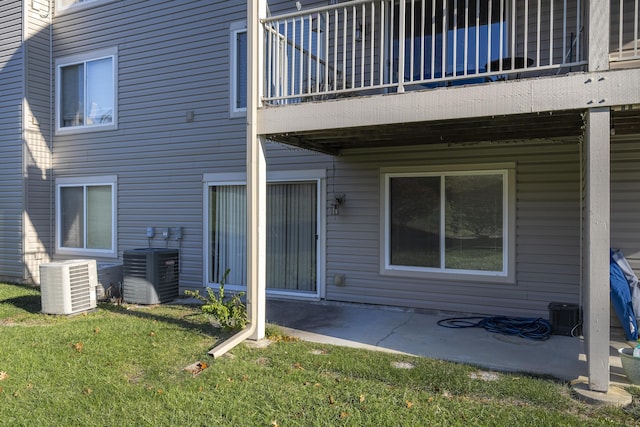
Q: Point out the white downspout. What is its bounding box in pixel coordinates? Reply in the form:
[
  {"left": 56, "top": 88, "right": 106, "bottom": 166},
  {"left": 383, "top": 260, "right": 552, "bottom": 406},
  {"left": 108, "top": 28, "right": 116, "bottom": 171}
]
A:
[{"left": 209, "top": 0, "right": 267, "bottom": 358}]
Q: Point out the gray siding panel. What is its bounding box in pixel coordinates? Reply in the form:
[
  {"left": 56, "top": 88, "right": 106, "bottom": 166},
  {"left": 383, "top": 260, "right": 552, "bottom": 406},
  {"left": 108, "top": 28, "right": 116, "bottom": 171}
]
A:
[
  {"left": 0, "top": 0, "right": 24, "bottom": 281},
  {"left": 326, "top": 141, "right": 582, "bottom": 318},
  {"left": 50, "top": 0, "right": 328, "bottom": 289},
  {"left": 24, "top": 2, "right": 53, "bottom": 283},
  {"left": 612, "top": 136, "right": 640, "bottom": 273},
  {"left": 44, "top": 0, "right": 621, "bottom": 319}
]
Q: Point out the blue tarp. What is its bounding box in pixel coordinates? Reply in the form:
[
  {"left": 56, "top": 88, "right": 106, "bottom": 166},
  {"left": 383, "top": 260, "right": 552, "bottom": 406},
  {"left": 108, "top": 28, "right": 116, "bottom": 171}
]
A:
[
  {"left": 611, "top": 249, "right": 640, "bottom": 323},
  {"left": 610, "top": 249, "right": 638, "bottom": 341}
]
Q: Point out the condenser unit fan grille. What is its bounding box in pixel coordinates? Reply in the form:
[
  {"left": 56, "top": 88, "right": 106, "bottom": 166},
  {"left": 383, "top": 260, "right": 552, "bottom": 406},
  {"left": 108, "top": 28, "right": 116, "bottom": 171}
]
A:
[
  {"left": 40, "top": 260, "right": 98, "bottom": 315},
  {"left": 68, "top": 263, "right": 94, "bottom": 312},
  {"left": 123, "top": 248, "right": 179, "bottom": 304}
]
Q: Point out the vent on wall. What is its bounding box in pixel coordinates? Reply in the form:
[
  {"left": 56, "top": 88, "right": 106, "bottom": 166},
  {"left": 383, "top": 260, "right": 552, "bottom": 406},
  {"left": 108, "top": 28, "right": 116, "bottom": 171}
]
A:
[
  {"left": 40, "top": 260, "right": 98, "bottom": 315},
  {"left": 123, "top": 248, "right": 179, "bottom": 304}
]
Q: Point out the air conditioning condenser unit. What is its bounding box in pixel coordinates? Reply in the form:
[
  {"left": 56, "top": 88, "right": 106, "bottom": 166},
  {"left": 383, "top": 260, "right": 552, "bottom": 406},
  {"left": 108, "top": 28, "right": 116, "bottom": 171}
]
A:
[
  {"left": 123, "top": 248, "right": 179, "bottom": 304},
  {"left": 40, "top": 259, "right": 98, "bottom": 315}
]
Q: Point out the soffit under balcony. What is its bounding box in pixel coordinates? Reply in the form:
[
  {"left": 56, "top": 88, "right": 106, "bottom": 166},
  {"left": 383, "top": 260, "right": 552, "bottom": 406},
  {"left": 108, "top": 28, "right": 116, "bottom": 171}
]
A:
[
  {"left": 265, "top": 110, "right": 587, "bottom": 155},
  {"left": 258, "top": 69, "right": 640, "bottom": 155}
]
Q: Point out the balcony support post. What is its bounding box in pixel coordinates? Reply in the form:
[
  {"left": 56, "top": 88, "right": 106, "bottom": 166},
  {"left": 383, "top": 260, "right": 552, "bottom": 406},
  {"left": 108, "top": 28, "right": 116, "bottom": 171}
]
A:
[{"left": 582, "top": 107, "right": 611, "bottom": 393}]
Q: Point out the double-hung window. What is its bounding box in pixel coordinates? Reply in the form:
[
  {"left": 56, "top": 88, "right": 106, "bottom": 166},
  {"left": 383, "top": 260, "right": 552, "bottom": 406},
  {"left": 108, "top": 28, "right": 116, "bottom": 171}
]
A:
[
  {"left": 230, "top": 22, "right": 247, "bottom": 116},
  {"left": 382, "top": 165, "right": 514, "bottom": 281},
  {"left": 56, "top": 176, "right": 117, "bottom": 257},
  {"left": 56, "top": 48, "right": 117, "bottom": 133}
]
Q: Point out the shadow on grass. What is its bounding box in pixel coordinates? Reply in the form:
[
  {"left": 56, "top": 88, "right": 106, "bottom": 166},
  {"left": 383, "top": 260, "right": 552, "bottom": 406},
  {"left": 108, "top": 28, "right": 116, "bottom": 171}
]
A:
[
  {"left": 98, "top": 302, "right": 226, "bottom": 340},
  {"left": 0, "top": 295, "right": 42, "bottom": 313},
  {"left": 0, "top": 283, "right": 42, "bottom": 313},
  {"left": 1, "top": 282, "right": 226, "bottom": 344}
]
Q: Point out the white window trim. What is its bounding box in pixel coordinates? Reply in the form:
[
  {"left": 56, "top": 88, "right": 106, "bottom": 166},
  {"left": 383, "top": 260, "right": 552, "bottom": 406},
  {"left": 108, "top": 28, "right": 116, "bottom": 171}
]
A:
[
  {"left": 380, "top": 163, "right": 516, "bottom": 284},
  {"left": 202, "top": 170, "right": 326, "bottom": 299},
  {"left": 55, "top": 0, "right": 118, "bottom": 15},
  {"left": 229, "top": 21, "right": 247, "bottom": 118},
  {"left": 55, "top": 47, "right": 118, "bottom": 135},
  {"left": 56, "top": 175, "right": 118, "bottom": 258}
]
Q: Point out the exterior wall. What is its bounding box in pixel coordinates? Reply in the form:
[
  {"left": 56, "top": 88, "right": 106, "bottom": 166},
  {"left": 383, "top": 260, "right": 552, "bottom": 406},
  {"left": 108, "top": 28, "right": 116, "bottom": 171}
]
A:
[
  {"left": 325, "top": 139, "right": 582, "bottom": 318},
  {"left": 612, "top": 135, "right": 640, "bottom": 270},
  {"left": 610, "top": 133, "right": 640, "bottom": 328},
  {"left": 0, "top": 0, "right": 26, "bottom": 282},
  {"left": 24, "top": 2, "right": 53, "bottom": 283},
  {"left": 50, "top": 0, "right": 332, "bottom": 289},
  {"left": 31, "top": 0, "right": 640, "bottom": 321}
]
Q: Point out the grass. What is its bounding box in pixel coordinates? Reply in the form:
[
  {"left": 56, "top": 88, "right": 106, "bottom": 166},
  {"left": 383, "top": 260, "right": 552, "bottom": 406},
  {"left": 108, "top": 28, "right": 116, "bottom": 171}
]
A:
[{"left": 1, "top": 282, "right": 639, "bottom": 426}]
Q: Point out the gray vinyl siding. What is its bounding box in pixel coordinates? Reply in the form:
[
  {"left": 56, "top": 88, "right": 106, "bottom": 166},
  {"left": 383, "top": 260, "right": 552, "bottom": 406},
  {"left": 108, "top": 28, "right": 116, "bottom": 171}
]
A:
[
  {"left": 24, "top": 3, "right": 53, "bottom": 283},
  {"left": 0, "top": 0, "right": 25, "bottom": 281},
  {"left": 325, "top": 140, "right": 582, "bottom": 318},
  {"left": 50, "top": 0, "right": 330, "bottom": 289},
  {"left": 610, "top": 135, "right": 640, "bottom": 328},
  {"left": 42, "top": 0, "right": 635, "bottom": 320},
  {"left": 611, "top": 135, "right": 640, "bottom": 270},
  {"left": 51, "top": 0, "right": 244, "bottom": 288}
]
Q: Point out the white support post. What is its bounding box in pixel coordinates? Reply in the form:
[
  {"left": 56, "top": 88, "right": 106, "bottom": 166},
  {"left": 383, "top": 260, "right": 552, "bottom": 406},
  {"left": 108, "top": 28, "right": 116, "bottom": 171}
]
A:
[
  {"left": 583, "top": 107, "right": 611, "bottom": 393},
  {"left": 247, "top": 0, "right": 267, "bottom": 341},
  {"left": 587, "top": 0, "right": 610, "bottom": 71}
]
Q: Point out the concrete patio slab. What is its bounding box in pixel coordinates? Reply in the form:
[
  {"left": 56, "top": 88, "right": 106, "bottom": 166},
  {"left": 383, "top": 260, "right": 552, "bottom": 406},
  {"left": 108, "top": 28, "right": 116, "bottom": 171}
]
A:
[{"left": 266, "top": 299, "right": 634, "bottom": 391}]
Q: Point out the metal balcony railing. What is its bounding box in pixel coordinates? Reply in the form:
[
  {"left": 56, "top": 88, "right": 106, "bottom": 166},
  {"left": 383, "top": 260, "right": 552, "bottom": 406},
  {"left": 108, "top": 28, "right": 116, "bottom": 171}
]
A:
[
  {"left": 262, "top": 0, "right": 592, "bottom": 105},
  {"left": 611, "top": 0, "right": 640, "bottom": 66}
]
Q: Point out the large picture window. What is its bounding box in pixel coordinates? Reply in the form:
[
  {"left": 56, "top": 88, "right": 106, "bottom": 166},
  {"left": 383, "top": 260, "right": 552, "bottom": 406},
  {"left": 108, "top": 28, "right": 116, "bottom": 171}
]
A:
[
  {"left": 56, "top": 48, "right": 117, "bottom": 132},
  {"left": 383, "top": 167, "right": 513, "bottom": 279},
  {"left": 56, "top": 176, "right": 117, "bottom": 256}
]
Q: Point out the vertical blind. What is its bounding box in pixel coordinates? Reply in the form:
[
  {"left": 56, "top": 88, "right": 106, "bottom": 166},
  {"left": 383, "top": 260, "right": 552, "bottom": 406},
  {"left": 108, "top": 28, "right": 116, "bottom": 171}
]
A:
[
  {"left": 210, "top": 185, "right": 247, "bottom": 286},
  {"left": 209, "top": 182, "right": 317, "bottom": 292}
]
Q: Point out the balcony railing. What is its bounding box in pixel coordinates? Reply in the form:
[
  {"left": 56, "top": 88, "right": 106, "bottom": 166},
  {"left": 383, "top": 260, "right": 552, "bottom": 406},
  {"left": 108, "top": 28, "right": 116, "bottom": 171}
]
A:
[
  {"left": 262, "top": 0, "right": 594, "bottom": 105},
  {"left": 610, "top": 0, "right": 640, "bottom": 66}
]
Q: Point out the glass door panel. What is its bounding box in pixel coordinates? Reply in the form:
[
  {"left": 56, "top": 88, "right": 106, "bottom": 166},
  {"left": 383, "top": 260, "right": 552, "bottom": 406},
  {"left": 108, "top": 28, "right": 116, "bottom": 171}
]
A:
[{"left": 209, "top": 181, "right": 318, "bottom": 293}]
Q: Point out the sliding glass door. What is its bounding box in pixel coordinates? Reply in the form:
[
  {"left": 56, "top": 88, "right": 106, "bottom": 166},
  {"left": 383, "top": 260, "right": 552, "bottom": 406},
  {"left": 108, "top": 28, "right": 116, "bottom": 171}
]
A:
[{"left": 208, "top": 180, "right": 318, "bottom": 295}]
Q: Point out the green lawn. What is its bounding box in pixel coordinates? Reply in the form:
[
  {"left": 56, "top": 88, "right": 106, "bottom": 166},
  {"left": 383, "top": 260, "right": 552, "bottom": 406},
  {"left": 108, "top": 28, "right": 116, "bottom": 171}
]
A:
[{"left": 0, "top": 282, "right": 638, "bottom": 426}]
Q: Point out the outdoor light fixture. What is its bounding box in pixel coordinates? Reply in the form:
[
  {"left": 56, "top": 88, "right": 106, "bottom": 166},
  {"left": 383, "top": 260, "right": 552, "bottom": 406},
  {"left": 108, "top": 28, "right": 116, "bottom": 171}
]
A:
[
  {"left": 331, "top": 195, "right": 345, "bottom": 215},
  {"left": 355, "top": 23, "right": 363, "bottom": 42}
]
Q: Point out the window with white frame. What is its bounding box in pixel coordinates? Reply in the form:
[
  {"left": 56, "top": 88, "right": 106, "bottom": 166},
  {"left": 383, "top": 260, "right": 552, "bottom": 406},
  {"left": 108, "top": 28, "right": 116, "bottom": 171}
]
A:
[
  {"left": 383, "top": 166, "right": 513, "bottom": 279},
  {"left": 56, "top": 176, "right": 117, "bottom": 256},
  {"left": 230, "top": 22, "right": 247, "bottom": 116},
  {"left": 56, "top": 48, "right": 117, "bottom": 132}
]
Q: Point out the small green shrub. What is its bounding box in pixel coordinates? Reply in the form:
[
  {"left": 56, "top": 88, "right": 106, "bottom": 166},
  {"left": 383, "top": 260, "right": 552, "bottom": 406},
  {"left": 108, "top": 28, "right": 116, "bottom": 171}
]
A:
[{"left": 185, "top": 268, "right": 247, "bottom": 332}]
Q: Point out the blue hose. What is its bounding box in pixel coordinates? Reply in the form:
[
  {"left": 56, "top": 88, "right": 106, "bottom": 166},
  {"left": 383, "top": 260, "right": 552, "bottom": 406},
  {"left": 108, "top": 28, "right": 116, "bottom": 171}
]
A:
[{"left": 437, "top": 316, "right": 553, "bottom": 340}]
